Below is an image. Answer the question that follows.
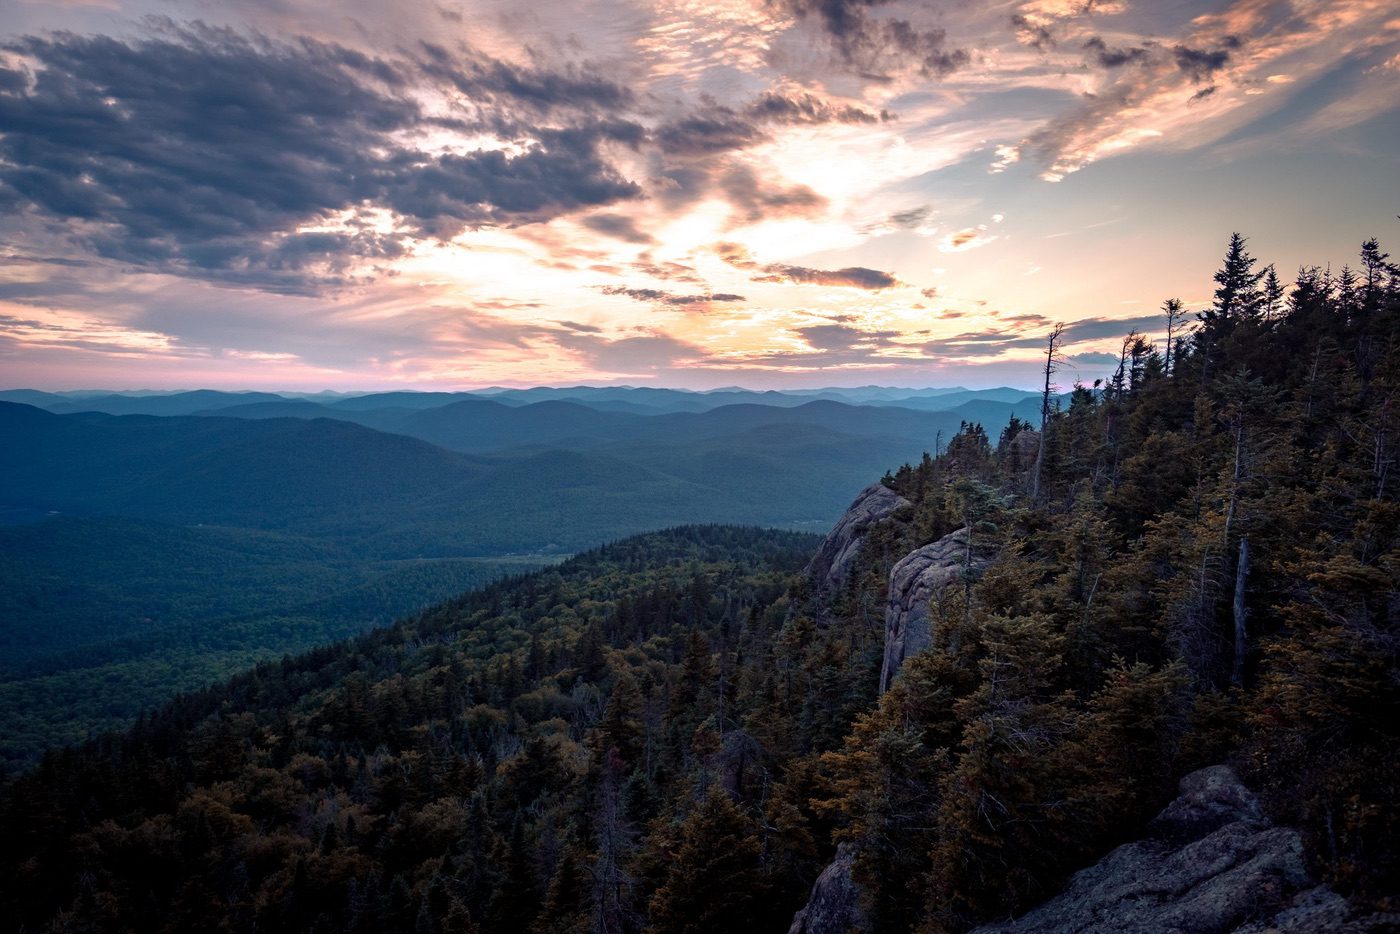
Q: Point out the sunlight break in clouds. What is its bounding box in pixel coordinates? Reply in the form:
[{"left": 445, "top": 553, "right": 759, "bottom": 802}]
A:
[{"left": 0, "top": 0, "right": 1396, "bottom": 389}]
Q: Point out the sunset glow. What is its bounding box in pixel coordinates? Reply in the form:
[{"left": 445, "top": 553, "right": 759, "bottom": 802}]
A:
[{"left": 1, "top": 0, "right": 1397, "bottom": 389}]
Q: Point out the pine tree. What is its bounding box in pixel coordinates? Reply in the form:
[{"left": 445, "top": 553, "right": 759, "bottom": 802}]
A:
[{"left": 645, "top": 788, "right": 768, "bottom": 933}]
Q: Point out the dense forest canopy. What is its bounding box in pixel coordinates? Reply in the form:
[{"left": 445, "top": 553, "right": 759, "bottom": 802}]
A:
[
  {"left": 2, "top": 234, "right": 1398, "bottom": 932},
  {"left": 0, "top": 388, "right": 1044, "bottom": 769}
]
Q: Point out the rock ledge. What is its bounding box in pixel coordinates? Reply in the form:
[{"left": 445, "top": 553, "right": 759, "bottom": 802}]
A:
[
  {"left": 807, "top": 483, "right": 910, "bottom": 596},
  {"left": 973, "top": 765, "right": 1394, "bottom": 933}
]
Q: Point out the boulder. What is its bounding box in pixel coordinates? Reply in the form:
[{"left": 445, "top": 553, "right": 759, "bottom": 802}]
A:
[
  {"left": 788, "top": 843, "right": 870, "bottom": 934},
  {"left": 880, "top": 527, "right": 989, "bottom": 693},
  {"left": 808, "top": 483, "right": 910, "bottom": 596},
  {"left": 972, "top": 765, "right": 1391, "bottom": 933}
]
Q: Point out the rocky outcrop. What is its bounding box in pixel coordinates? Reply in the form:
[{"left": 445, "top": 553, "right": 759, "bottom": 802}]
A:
[
  {"left": 788, "top": 843, "right": 870, "bottom": 934},
  {"left": 973, "top": 765, "right": 1397, "bottom": 933},
  {"left": 880, "top": 527, "right": 990, "bottom": 693},
  {"left": 808, "top": 483, "right": 910, "bottom": 596}
]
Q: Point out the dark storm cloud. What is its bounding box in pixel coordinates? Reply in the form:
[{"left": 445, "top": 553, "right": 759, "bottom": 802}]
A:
[
  {"left": 1084, "top": 36, "right": 1151, "bottom": 68},
  {"left": 601, "top": 286, "right": 746, "bottom": 307},
  {"left": 773, "top": 0, "right": 969, "bottom": 79},
  {"left": 0, "top": 26, "right": 642, "bottom": 294}
]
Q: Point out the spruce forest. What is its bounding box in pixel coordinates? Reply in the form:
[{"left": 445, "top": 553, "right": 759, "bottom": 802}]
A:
[{"left": 3, "top": 234, "right": 1398, "bottom": 932}]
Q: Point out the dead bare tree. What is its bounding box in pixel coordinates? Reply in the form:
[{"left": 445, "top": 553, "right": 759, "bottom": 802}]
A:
[
  {"left": 1163, "top": 298, "right": 1186, "bottom": 376},
  {"left": 1031, "top": 323, "right": 1066, "bottom": 502},
  {"left": 1231, "top": 537, "right": 1250, "bottom": 687}
]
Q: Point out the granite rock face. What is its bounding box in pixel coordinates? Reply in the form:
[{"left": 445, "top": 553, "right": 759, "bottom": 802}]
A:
[
  {"left": 880, "top": 527, "right": 989, "bottom": 693},
  {"left": 788, "top": 843, "right": 870, "bottom": 934},
  {"left": 972, "top": 765, "right": 1393, "bottom": 934},
  {"left": 807, "top": 483, "right": 910, "bottom": 596}
]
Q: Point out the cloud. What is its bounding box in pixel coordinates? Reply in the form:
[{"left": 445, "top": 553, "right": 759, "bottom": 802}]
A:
[
  {"left": 653, "top": 89, "right": 885, "bottom": 157},
  {"left": 924, "top": 313, "right": 1165, "bottom": 359},
  {"left": 654, "top": 113, "right": 769, "bottom": 155},
  {"left": 1069, "top": 350, "right": 1121, "bottom": 365},
  {"left": 1172, "top": 37, "right": 1240, "bottom": 84},
  {"left": 747, "top": 89, "right": 888, "bottom": 125},
  {"left": 718, "top": 164, "right": 828, "bottom": 224},
  {"left": 1010, "top": 0, "right": 1393, "bottom": 180},
  {"left": 414, "top": 40, "right": 634, "bottom": 121},
  {"left": 1012, "top": 15, "right": 1058, "bottom": 51},
  {"left": 988, "top": 143, "right": 1021, "bottom": 174},
  {"left": 1059, "top": 313, "right": 1164, "bottom": 343},
  {"left": 712, "top": 240, "right": 899, "bottom": 288},
  {"left": 549, "top": 328, "right": 709, "bottom": 372},
  {"left": 939, "top": 227, "right": 999, "bottom": 252},
  {"left": 796, "top": 323, "right": 899, "bottom": 352},
  {"left": 755, "top": 264, "right": 900, "bottom": 289},
  {"left": 890, "top": 206, "right": 932, "bottom": 228},
  {"left": 1084, "top": 36, "right": 1150, "bottom": 68},
  {"left": 647, "top": 92, "right": 879, "bottom": 225},
  {"left": 601, "top": 285, "right": 746, "bottom": 307},
  {"left": 581, "top": 214, "right": 656, "bottom": 244},
  {"left": 713, "top": 241, "right": 760, "bottom": 269},
  {"left": 774, "top": 0, "right": 970, "bottom": 79},
  {"left": 0, "top": 26, "right": 642, "bottom": 294},
  {"left": 628, "top": 258, "right": 705, "bottom": 284},
  {"left": 1012, "top": 0, "right": 1130, "bottom": 50},
  {"left": 861, "top": 204, "right": 938, "bottom": 236}
]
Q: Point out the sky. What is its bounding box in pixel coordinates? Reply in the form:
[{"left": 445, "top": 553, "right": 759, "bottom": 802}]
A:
[{"left": 1, "top": 0, "right": 1397, "bottom": 391}]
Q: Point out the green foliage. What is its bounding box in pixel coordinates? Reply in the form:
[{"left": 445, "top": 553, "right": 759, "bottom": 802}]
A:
[
  {"left": 0, "top": 516, "right": 559, "bottom": 769},
  {"left": 0, "top": 526, "right": 833, "bottom": 933},
  {"left": 852, "top": 235, "right": 1400, "bottom": 925}
]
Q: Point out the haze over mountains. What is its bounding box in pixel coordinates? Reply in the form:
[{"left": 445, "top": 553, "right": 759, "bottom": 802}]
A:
[
  {"left": 0, "top": 383, "right": 1037, "bottom": 766},
  {"left": 1, "top": 385, "right": 1043, "bottom": 548}
]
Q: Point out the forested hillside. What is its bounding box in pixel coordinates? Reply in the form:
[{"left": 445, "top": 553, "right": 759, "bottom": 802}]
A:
[
  {"left": 0, "top": 398, "right": 1039, "bottom": 556},
  {"left": 2, "top": 235, "right": 1397, "bottom": 932},
  {"left": 0, "top": 517, "right": 556, "bottom": 770},
  {"left": 0, "top": 385, "right": 1038, "bottom": 768}
]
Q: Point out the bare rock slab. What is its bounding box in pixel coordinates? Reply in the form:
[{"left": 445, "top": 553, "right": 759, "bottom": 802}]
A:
[
  {"left": 880, "top": 527, "right": 989, "bottom": 693},
  {"left": 808, "top": 483, "right": 910, "bottom": 595},
  {"left": 972, "top": 765, "right": 1384, "bottom": 934}
]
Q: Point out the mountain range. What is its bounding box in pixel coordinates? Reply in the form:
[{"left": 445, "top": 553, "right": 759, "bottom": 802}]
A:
[{"left": 0, "top": 384, "right": 1038, "bottom": 765}]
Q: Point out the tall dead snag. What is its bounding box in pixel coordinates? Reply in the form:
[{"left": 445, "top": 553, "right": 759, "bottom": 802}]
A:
[
  {"left": 1163, "top": 298, "right": 1185, "bottom": 376},
  {"left": 1031, "top": 323, "right": 1066, "bottom": 503},
  {"left": 1232, "top": 537, "right": 1250, "bottom": 687}
]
